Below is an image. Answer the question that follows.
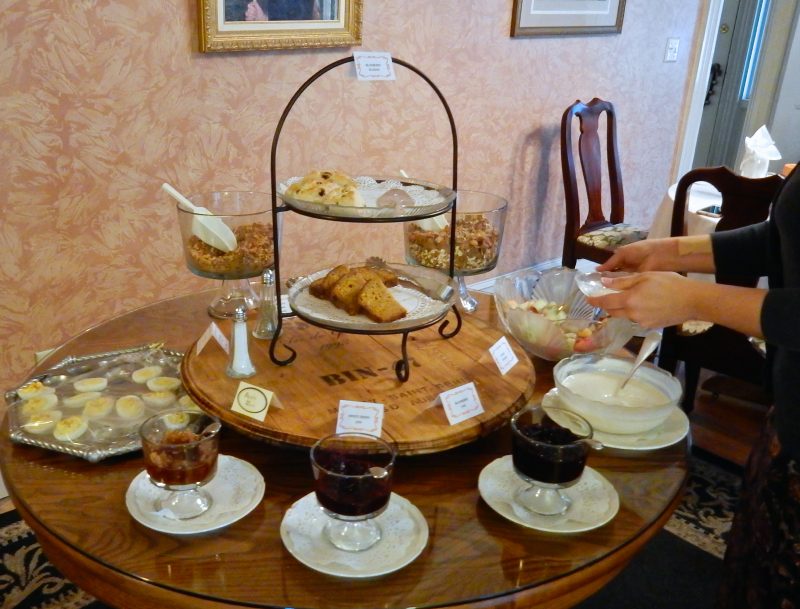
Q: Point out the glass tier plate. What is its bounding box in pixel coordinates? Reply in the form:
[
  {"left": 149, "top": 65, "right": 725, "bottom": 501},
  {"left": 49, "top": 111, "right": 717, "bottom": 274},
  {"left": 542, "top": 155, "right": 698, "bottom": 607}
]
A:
[
  {"left": 6, "top": 344, "right": 190, "bottom": 462},
  {"left": 288, "top": 261, "right": 456, "bottom": 333},
  {"left": 277, "top": 176, "right": 455, "bottom": 220}
]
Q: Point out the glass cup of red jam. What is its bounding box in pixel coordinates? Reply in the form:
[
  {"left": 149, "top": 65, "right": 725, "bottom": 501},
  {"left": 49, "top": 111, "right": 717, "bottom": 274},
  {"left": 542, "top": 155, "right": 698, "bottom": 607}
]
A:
[
  {"left": 140, "top": 409, "right": 221, "bottom": 520},
  {"left": 310, "top": 432, "right": 397, "bottom": 552},
  {"left": 510, "top": 404, "right": 594, "bottom": 516}
]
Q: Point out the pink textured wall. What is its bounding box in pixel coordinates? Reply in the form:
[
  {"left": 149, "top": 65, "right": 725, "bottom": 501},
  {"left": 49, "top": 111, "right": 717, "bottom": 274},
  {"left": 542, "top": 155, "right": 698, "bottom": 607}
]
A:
[{"left": 0, "top": 0, "right": 702, "bottom": 398}]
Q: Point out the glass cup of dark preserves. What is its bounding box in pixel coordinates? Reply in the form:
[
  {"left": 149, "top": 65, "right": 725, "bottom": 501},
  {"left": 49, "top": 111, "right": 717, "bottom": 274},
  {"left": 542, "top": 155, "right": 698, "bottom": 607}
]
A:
[
  {"left": 140, "top": 409, "right": 221, "bottom": 520},
  {"left": 510, "top": 403, "right": 595, "bottom": 516},
  {"left": 310, "top": 432, "right": 396, "bottom": 552}
]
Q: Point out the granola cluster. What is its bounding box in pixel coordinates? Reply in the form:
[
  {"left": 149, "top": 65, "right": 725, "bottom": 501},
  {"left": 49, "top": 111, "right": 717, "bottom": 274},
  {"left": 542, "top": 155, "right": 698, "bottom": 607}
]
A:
[
  {"left": 406, "top": 214, "right": 499, "bottom": 272},
  {"left": 187, "top": 222, "right": 274, "bottom": 277}
]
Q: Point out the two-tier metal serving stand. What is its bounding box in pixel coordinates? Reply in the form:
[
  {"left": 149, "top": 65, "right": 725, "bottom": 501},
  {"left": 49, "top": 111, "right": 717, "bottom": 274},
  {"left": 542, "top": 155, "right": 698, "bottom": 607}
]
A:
[{"left": 266, "top": 56, "right": 462, "bottom": 382}]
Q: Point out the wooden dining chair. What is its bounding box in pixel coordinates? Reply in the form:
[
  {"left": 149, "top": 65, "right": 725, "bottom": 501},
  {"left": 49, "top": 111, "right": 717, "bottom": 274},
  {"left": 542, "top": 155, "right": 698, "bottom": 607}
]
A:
[
  {"left": 560, "top": 98, "right": 648, "bottom": 268},
  {"left": 658, "top": 165, "right": 784, "bottom": 412}
]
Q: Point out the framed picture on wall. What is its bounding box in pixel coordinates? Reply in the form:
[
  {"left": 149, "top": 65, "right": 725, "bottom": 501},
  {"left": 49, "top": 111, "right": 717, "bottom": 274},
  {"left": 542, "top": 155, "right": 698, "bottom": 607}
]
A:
[
  {"left": 198, "top": 0, "right": 362, "bottom": 52},
  {"left": 511, "top": 0, "right": 626, "bottom": 37}
]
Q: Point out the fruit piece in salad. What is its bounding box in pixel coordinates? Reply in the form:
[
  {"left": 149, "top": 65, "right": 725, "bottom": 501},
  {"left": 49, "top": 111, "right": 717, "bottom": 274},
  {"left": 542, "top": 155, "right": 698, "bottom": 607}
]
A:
[{"left": 506, "top": 298, "right": 606, "bottom": 352}]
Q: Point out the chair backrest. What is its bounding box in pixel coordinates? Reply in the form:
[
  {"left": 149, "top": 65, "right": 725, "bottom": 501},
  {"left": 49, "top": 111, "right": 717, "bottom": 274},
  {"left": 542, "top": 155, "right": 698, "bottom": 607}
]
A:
[
  {"left": 670, "top": 166, "right": 783, "bottom": 287},
  {"left": 561, "top": 98, "right": 624, "bottom": 240}
]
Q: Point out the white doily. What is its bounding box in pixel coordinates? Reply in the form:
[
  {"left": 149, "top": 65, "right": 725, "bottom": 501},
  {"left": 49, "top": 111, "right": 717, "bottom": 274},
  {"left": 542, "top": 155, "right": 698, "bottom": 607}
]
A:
[
  {"left": 280, "top": 492, "right": 428, "bottom": 577},
  {"left": 478, "top": 456, "right": 619, "bottom": 533},
  {"left": 278, "top": 176, "right": 452, "bottom": 219},
  {"left": 289, "top": 265, "right": 452, "bottom": 332}
]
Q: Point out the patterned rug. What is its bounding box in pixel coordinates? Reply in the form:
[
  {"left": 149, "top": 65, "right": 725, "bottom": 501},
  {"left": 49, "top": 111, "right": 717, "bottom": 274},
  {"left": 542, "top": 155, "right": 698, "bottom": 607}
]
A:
[{"left": 0, "top": 451, "right": 741, "bottom": 609}]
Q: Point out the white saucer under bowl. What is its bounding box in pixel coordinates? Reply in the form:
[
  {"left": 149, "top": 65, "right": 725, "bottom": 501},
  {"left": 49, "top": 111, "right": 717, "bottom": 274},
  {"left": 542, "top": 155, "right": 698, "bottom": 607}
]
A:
[
  {"left": 280, "top": 492, "right": 428, "bottom": 578},
  {"left": 126, "top": 454, "right": 265, "bottom": 535},
  {"left": 478, "top": 455, "right": 619, "bottom": 533},
  {"left": 543, "top": 388, "right": 690, "bottom": 450}
]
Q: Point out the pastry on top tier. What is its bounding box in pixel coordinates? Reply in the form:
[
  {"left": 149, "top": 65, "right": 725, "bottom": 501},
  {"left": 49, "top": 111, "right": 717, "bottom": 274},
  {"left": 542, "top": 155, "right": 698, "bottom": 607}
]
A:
[{"left": 285, "top": 170, "right": 365, "bottom": 207}]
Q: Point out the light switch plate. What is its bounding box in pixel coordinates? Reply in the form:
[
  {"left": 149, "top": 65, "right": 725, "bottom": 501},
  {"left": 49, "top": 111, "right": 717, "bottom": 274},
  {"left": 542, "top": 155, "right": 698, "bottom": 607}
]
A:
[{"left": 665, "top": 38, "right": 680, "bottom": 62}]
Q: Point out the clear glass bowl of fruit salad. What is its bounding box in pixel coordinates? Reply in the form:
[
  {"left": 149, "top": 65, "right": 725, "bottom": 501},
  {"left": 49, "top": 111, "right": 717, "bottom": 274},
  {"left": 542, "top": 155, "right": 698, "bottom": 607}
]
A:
[{"left": 493, "top": 267, "right": 635, "bottom": 361}]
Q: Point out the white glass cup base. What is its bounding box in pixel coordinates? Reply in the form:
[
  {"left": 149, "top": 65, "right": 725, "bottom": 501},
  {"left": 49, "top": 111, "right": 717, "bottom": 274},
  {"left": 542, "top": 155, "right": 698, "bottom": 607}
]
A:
[
  {"left": 208, "top": 279, "right": 259, "bottom": 319},
  {"left": 155, "top": 487, "right": 213, "bottom": 520},
  {"left": 514, "top": 482, "right": 571, "bottom": 516},
  {"left": 323, "top": 515, "right": 383, "bottom": 552}
]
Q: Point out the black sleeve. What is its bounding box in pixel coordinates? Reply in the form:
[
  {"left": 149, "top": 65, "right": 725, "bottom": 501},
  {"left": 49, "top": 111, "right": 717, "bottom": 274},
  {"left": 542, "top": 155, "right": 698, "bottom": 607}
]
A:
[
  {"left": 710, "top": 221, "right": 769, "bottom": 277},
  {"left": 761, "top": 289, "right": 800, "bottom": 349}
]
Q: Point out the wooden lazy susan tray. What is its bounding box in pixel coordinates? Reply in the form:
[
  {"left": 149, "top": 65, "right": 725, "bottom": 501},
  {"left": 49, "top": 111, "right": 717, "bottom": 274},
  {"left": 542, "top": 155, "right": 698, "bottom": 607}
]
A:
[{"left": 182, "top": 313, "right": 535, "bottom": 455}]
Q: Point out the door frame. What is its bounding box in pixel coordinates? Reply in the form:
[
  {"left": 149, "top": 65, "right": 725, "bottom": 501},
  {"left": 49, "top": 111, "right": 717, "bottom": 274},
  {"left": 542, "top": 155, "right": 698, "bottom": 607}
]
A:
[
  {"left": 675, "top": 0, "right": 797, "bottom": 179},
  {"left": 675, "top": 0, "right": 725, "bottom": 179}
]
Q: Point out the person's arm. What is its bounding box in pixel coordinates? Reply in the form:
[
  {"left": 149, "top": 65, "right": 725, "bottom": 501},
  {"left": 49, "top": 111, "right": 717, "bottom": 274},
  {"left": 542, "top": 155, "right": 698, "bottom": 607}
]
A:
[
  {"left": 588, "top": 272, "right": 766, "bottom": 337},
  {"left": 597, "top": 235, "right": 716, "bottom": 274}
]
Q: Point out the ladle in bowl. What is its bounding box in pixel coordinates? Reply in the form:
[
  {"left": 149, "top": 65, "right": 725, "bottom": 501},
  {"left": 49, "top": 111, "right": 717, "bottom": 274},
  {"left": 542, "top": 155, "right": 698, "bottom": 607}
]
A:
[{"left": 615, "top": 330, "right": 662, "bottom": 395}]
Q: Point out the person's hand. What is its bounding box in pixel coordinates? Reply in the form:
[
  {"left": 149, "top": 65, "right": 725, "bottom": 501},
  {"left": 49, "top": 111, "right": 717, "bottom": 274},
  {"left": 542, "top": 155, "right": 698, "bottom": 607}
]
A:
[
  {"left": 596, "top": 239, "right": 674, "bottom": 273},
  {"left": 586, "top": 271, "right": 698, "bottom": 329}
]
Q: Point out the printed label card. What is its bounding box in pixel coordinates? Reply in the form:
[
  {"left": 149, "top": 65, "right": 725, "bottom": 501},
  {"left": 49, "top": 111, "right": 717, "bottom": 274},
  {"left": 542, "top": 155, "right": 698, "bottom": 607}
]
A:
[
  {"left": 196, "top": 322, "right": 229, "bottom": 355},
  {"left": 230, "top": 382, "right": 274, "bottom": 422},
  {"left": 353, "top": 51, "right": 396, "bottom": 81},
  {"left": 439, "top": 382, "right": 485, "bottom": 426},
  {"left": 336, "top": 400, "right": 385, "bottom": 436},
  {"left": 489, "top": 336, "right": 519, "bottom": 375}
]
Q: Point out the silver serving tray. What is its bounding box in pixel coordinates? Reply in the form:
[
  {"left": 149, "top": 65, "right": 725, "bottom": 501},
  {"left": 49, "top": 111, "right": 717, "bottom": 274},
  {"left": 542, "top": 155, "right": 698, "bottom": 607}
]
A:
[{"left": 6, "top": 343, "right": 188, "bottom": 462}]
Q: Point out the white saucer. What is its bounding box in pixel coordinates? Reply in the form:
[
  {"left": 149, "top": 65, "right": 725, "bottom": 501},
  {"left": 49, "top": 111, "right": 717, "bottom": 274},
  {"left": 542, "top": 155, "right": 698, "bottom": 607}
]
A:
[
  {"left": 280, "top": 492, "right": 428, "bottom": 578},
  {"left": 543, "top": 388, "right": 690, "bottom": 450},
  {"left": 126, "top": 454, "right": 265, "bottom": 535},
  {"left": 478, "top": 456, "right": 619, "bottom": 533}
]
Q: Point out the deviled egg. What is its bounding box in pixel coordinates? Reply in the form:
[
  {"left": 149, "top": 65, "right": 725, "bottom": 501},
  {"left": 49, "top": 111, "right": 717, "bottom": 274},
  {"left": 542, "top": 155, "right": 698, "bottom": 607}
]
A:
[
  {"left": 53, "top": 416, "right": 89, "bottom": 442},
  {"left": 132, "top": 365, "right": 163, "bottom": 384},
  {"left": 146, "top": 376, "right": 181, "bottom": 393},
  {"left": 115, "top": 395, "right": 145, "bottom": 420},
  {"left": 23, "top": 410, "right": 63, "bottom": 435},
  {"left": 74, "top": 377, "right": 108, "bottom": 393},
  {"left": 63, "top": 391, "right": 102, "bottom": 409},
  {"left": 82, "top": 396, "right": 114, "bottom": 419}
]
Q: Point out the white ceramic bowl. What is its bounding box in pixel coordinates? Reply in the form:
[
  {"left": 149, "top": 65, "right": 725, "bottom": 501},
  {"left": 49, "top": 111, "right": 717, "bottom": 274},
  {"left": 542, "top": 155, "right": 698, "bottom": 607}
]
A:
[
  {"left": 553, "top": 354, "right": 682, "bottom": 435},
  {"left": 493, "top": 267, "right": 635, "bottom": 361}
]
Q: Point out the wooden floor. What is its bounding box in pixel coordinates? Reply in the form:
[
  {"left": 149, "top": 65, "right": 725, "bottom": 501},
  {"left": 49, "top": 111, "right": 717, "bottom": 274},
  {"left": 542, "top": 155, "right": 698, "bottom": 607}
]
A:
[{"left": 686, "top": 372, "right": 769, "bottom": 468}]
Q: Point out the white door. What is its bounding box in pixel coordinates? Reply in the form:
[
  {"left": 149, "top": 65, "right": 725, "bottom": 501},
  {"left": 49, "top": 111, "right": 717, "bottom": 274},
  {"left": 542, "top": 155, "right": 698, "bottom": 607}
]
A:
[{"left": 693, "top": 0, "right": 770, "bottom": 169}]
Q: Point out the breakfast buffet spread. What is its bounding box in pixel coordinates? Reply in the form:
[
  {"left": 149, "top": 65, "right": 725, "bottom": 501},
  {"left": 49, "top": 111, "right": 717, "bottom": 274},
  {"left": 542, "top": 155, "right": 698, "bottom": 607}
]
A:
[
  {"left": 6, "top": 163, "right": 687, "bottom": 578},
  {"left": 4, "top": 58, "right": 688, "bottom": 597}
]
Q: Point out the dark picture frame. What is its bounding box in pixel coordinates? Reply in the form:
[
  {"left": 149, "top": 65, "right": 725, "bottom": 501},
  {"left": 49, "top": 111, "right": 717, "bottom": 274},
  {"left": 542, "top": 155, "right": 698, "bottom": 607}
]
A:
[{"left": 511, "top": 0, "right": 626, "bottom": 37}]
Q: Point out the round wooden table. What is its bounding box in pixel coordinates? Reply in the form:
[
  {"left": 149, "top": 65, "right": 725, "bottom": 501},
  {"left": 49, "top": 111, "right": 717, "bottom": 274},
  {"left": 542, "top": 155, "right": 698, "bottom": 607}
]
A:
[{"left": 0, "top": 290, "right": 688, "bottom": 609}]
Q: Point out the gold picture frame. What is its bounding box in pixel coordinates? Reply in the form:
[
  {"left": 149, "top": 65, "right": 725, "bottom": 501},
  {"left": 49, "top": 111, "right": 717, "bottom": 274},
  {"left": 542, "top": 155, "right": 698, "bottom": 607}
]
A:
[
  {"left": 511, "top": 0, "right": 626, "bottom": 37},
  {"left": 198, "top": 0, "right": 362, "bottom": 53}
]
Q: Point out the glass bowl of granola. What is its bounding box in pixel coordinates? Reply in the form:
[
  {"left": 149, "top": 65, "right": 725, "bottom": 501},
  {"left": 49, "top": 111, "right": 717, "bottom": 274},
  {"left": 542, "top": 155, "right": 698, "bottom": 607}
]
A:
[
  {"left": 176, "top": 191, "right": 274, "bottom": 318},
  {"left": 493, "top": 267, "right": 635, "bottom": 361},
  {"left": 404, "top": 190, "right": 507, "bottom": 312}
]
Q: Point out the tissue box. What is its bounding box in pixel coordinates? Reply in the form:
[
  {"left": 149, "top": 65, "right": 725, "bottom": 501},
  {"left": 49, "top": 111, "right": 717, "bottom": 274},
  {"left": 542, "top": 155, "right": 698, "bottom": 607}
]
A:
[{"left": 740, "top": 125, "right": 781, "bottom": 178}]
